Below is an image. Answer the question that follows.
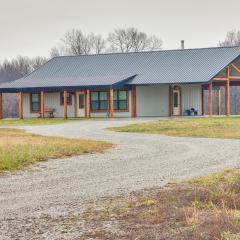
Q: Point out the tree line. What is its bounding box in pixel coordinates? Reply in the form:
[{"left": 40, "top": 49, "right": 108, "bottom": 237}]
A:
[{"left": 0, "top": 27, "right": 239, "bottom": 117}]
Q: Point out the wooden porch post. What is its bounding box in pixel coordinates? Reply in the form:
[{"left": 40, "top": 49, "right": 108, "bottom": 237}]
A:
[
  {"left": 131, "top": 86, "right": 137, "bottom": 118},
  {"left": 86, "top": 90, "right": 91, "bottom": 118},
  {"left": 19, "top": 92, "right": 23, "bottom": 119},
  {"left": 40, "top": 91, "right": 45, "bottom": 119},
  {"left": 209, "top": 81, "right": 213, "bottom": 117},
  {"left": 169, "top": 85, "right": 173, "bottom": 117},
  {"left": 201, "top": 85, "right": 204, "bottom": 116},
  {"left": 109, "top": 88, "right": 114, "bottom": 118},
  {"left": 225, "top": 66, "right": 230, "bottom": 116},
  {"left": 217, "top": 87, "right": 221, "bottom": 115},
  {"left": 0, "top": 93, "right": 3, "bottom": 119},
  {"left": 63, "top": 90, "right": 68, "bottom": 119}
]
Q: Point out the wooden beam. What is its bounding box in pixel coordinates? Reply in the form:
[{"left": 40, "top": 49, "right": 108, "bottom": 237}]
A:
[
  {"left": 209, "top": 81, "right": 213, "bottom": 117},
  {"left": 19, "top": 92, "right": 23, "bottom": 119},
  {"left": 40, "top": 91, "right": 45, "bottom": 119},
  {"left": 131, "top": 86, "right": 137, "bottom": 118},
  {"left": 217, "top": 87, "right": 221, "bottom": 115},
  {"left": 109, "top": 88, "right": 114, "bottom": 118},
  {"left": 169, "top": 85, "right": 173, "bottom": 117},
  {"left": 201, "top": 85, "right": 204, "bottom": 116},
  {"left": 226, "top": 67, "right": 230, "bottom": 116},
  {"left": 213, "top": 77, "right": 228, "bottom": 81},
  {"left": 86, "top": 90, "right": 91, "bottom": 118},
  {"left": 63, "top": 90, "right": 68, "bottom": 119},
  {"left": 74, "top": 91, "right": 77, "bottom": 118},
  {"left": 0, "top": 93, "right": 3, "bottom": 119},
  {"left": 229, "top": 76, "right": 240, "bottom": 80},
  {"left": 231, "top": 64, "right": 240, "bottom": 74}
]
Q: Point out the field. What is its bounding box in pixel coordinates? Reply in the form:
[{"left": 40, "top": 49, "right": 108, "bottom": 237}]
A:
[{"left": 110, "top": 117, "right": 240, "bottom": 139}]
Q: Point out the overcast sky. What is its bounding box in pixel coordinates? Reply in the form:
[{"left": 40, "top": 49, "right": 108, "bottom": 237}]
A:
[{"left": 0, "top": 0, "right": 239, "bottom": 61}]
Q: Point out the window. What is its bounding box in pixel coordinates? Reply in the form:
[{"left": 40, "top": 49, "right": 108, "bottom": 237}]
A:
[
  {"left": 114, "top": 90, "right": 128, "bottom": 110},
  {"left": 91, "top": 91, "right": 108, "bottom": 110},
  {"left": 60, "top": 92, "right": 72, "bottom": 105},
  {"left": 31, "top": 93, "right": 40, "bottom": 112}
]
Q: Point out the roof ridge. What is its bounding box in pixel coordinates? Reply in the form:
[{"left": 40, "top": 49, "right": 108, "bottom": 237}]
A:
[{"left": 52, "top": 46, "right": 240, "bottom": 59}]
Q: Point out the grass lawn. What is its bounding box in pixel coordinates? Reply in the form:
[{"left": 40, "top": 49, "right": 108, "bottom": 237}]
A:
[
  {"left": 0, "top": 128, "right": 112, "bottom": 172},
  {"left": 0, "top": 118, "right": 90, "bottom": 126},
  {"left": 79, "top": 169, "right": 240, "bottom": 239},
  {"left": 110, "top": 117, "right": 240, "bottom": 139}
]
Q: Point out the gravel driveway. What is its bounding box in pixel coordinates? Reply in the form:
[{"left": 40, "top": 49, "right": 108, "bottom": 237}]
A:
[{"left": 1, "top": 118, "right": 240, "bottom": 239}]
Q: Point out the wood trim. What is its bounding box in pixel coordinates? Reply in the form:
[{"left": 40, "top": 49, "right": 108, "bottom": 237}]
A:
[
  {"left": 229, "top": 76, "right": 240, "bottom": 80},
  {"left": 86, "top": 90, "right": 91, "bottom": 118},
  {"left": 209, "top": 80, "right": 213, "bottom": 117},
  {"left": 74, "top": 91, "right": 77, "bottom": 118},
  {"left": 217, "top": 87, "right": 221, "bottom": 115},
  {"left": 201, "top": 85, "right": 204, "bottom": 116},
  {"left": 0, "top": 93, "right": 3, "bottom": 119},
  {"left": 213, "top": 77, "right": 228, "bottom": 81},
  {"left": 89, "top": 90, "right": 130, "bottom": 113},
  {"left": 169, "top": 85, "right": 173, "bottom": 117},
  {"left": 84, "top": 91, "right": 87, "bottom": 117},
  {"left": 19, "top": 92, "right": 23, "bottom": 119},
  {"left": 40, "top": 91, "right": 45, "bottom": 119},
  {"left": 109, "top": 88, "right": 114, "bottom": 118},
  {"left": 131, "top": 86, "right": 137, "bottom": 118},
  {"left": 226, "top": 67, "right": 230, "bottom": 116},
  {"left": 231, "top": 64, "right": 240, "bottom": 74},
  {"left": 60, "top": 92, "right": 73, "bottom": 106},
  {"left": 171, "top": 86, "right": 182, "bottom": 116},
  {"left": 63, "top": 90, "right": 68, "bottom": 119},
  {"left": 30, "top": 93, "right": 41, "bottom": 113}
]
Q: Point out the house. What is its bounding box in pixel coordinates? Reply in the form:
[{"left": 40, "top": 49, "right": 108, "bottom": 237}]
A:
[{"left": 0, "top": 46, "right": 240, "bottom": 119}]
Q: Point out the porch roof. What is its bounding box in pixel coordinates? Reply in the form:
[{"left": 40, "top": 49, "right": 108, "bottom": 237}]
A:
[{"left": 0, "top": 46, "right": 240, "bottom": 93}]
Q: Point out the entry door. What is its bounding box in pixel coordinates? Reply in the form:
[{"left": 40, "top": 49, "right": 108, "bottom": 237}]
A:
[
  {"left": 77, "top": 92, "right": 85, "bottom": 117},
  {"left": 173, "top": 89, "right": 181, "bottom": 116}
]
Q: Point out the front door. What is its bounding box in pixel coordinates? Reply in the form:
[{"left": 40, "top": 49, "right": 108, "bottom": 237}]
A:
[
  {"left": 77, "top": 92, "right": 85, "bottom": 117},
  {"left": 173, "top": 89, "right": 181, "bottom": 116}
]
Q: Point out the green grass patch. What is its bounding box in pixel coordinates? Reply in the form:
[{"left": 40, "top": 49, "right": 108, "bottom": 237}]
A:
[
  {"left": 0, "top": 118, "right": 89, "bottom": 126},
  {"left": 0, "top": 128, "right": 112, "bottom": 172},
  {"left": 109, "top": 117, "right": 240, "bottom": 139}
]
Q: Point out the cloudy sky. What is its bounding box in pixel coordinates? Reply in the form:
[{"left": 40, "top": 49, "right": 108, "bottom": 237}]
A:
[{"left": 0, "top": 0, "right": 239, "bottom": 60}]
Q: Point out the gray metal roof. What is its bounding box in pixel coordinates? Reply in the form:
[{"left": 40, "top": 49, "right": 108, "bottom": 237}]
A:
[{"left": 0, "top": 46, "right": 240, "bottom": 92}]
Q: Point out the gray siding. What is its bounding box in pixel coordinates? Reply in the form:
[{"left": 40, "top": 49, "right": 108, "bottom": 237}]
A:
[
  {"left": 181, "top": 84, "right": 202, "bottom": 115},
  {"left": 136, "top": 85, "right": 169, "bottom": 117}
]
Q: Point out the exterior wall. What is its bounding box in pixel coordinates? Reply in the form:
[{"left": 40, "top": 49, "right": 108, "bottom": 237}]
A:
[
  {"left": 135, "top": 84, "right": 202, "bottom": 117},
  {"left": 23, "top": 92, "right": 75, "bottom": 118},
  {"left": 22, "top": 85, "right": 202, "bottom": 118},
  {"left": 136, "top": 85, "right": 169, "bottom": 117},
  {"left": 23, "top": 91, "right": 132, "bottom": 118},
  {"left": 180, "top": 84, "right": 202, "bottom": 115}
]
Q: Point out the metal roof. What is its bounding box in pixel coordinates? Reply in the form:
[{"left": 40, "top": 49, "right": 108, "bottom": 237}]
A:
[{"left": 0, "top": 46, "right": 240, "bottom": 92}]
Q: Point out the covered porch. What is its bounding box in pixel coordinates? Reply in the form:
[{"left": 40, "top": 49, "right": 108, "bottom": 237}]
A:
[
  {"left": 203, "top": 63, "right": 240, "bottom": 116},
  {"left": 0, "top": 86, "right": 137, "bottom": 120}
]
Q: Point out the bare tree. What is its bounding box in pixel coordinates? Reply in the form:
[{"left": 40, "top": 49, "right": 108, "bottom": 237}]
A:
[
  {"left": 0, "top": 56, "right": 48, "bottom": 118},
  {"left": 219, "top": 29, "right": 240, "bottom": 47},
  {"left": 89, "top": 34, "right": 106, "bottom": 54},
  {"left": 108, "top": 27, "right": 163, "bottom": 53},
  {"left": 61, "top": 29, "right": 92, "bottom": 55}
]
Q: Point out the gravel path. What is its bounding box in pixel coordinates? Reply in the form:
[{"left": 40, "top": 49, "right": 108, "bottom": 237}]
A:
[{"left": 1, "top": 118, "right": 240, "bottom": 239}]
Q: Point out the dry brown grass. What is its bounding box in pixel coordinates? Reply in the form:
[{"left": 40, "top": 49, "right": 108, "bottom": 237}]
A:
[
  {"left": 0, "top": 128, "right": 112, "bottom": 172},
  {"left": 78, "top": 169, "right": 240, "bottom": 240},
  {"left": 110, "top": 117, "right": 240, "bottom": 139}
]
